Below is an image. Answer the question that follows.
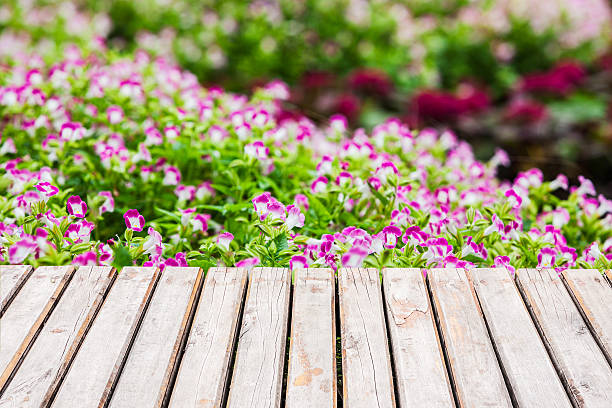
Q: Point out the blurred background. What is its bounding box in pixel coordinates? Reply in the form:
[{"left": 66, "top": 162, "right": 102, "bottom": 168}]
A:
[{"left": 2, "top": 0, "right": 611, "bottom": 194}]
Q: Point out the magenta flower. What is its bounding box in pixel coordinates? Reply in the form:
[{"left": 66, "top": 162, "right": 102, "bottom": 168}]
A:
[
  {"left": 341, "top": 245, "right": 369, "bottom": 268},
  {"left": 8, "top": 239, "right": 37, "bottom": 264},
  {"left": 143, "top": 227, "right": 163, "bottom": 259},
  {"left": 163, "top": 166, "right": 181, "bottom": 186},
  {"left": 190, "top": 213, "right": 210, "bottom": 233},
  {"left": 294, "top": 194, "right": 309, "bottom": 210},
  {"left": 290, "top": 255, "right": 309, "bottom": 270},
  {"left": 67, "top": 195, "right": 88, "bottom": 218},
  {"left": 35, "top": 182, "right": 59, "bottom": 198},
  {"left": 537, "top": 248, "right": 557, "bottom": 268},
  {"left": 493, "top": 256, "right": 515, "bottom": 275},
  {"left": 98, "top": 191, "right": 114, "bottom": 214},
  {"left": 164, "top": 126, "right": 180, "bottom": 140},
  {"left": 244, "top": 140, "right": 269, "bottom": 159},
  {"left": 236, "top": 257, "right": 260, "bottom": 270},
  {"left": 381, "top": 226, "right": 402, "bottom": 248},
  {"left": 504, "top": 189, "right": 523, "bottom": 209},
  {"left": 252, "top": 193, "right": 271, "bottom": 220},
  {"left": 216, "top": 232, "right": 234, "bottom": 252},
  {"left": 124, "top": 209, "right": 145, "bottom": 232},
  {"left": 310, "top": 176, "right": 328, "bottom": 194},
  {"left": 329, "top": 114, "right": 348, "bottom": 132},
  {"left": 285, "top": 205, "right": 305, "bottom": 230},
  {"left": 582, "top": 243, "right": 602, "bottom": 264},
  {"left": 73, "top": 251, "right": 98, "bottom": 266},
  {"left": 107, "top": 105, "right": 124, "bottom": 124}
]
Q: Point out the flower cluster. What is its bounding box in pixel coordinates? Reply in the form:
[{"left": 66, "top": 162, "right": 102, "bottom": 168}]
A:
[{"left": 0, "top": 43, "right": 611, "bottom": 274}]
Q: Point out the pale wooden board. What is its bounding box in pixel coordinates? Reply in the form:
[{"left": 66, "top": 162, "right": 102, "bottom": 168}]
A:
[
  {"left": 468, "top": 268, "right": 572, "bottom": 408},
  {"left": 0, "top": 266, "right": 74, "bottom": 390},
  {"left": 338, "top": 268, "right": 395, "bottom": 408},
  {"left": 169, "top": 267, "right": 248, "bottom": 408},
  {"left": 605, "top": 269, "right": 612, "bottom": 285},
  {"left": 0, "top": 266, "right": 115, "bottom": 407},
  {"left": 109, "top": 267, "right": 204, "bottom": 408},
  {"left": 226, "top": 267, "right": 291, "bottom": 408},
  {"left": 562, "top": 269, "right": 612, "bottom": 365},
  {"left": 48, "top": 267, "right": 159, "bottom": 407},
  {"left": 286, "top": 268, "right": 336, "bottom": 408},
  {"left": 382, "top": 268, "right": 454, "bottom": 408},
  {"left": 0, "top": 265, "right": 33, "bottom": 317},
  {"left": 428, "top": 268, "right": 512, "bottom": 407},
  {"left": 516, "top": 268, "right": 612, "bottom": 407}
]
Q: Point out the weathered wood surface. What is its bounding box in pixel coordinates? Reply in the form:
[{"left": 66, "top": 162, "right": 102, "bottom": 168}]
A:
[
  {"left": 562, "top": 268, "right": 612, "bottom": 365},
  {"left": 0, "top": 265, "right": 33, "bottom": 316},
  {"left": 0, "top": 266, "right": 74, "bottom": 390},
  {"left": 468, "top": 268, "right": 572, "bottom": 408},
  {"left": 169, "top": 267, "right": 248, "bottom": 408},
  {"left": 286, "top": 268, "right": 336, "bottom": 408},
  {"left": 49, "top": 267, "right": 159, "bottom": 407},
  {"left": 0, "top": 266, "right": 115, "bottom": 407},
  {"left": 382, "top": 268, "right": 454, "bottom": 408},
  {"left": 338, "top": 268, "right": 395, "bottom": 408},
  {"left": 226, "top": 268, "right": 291, "bottom": 408},
  {"left": 516, "top": 268, "right": 612, "bottom": 407},
  {"left": 428, "top": 268, "right": 512, "bottom": 407},
  {"left": 109, "top": 267, "right": 204, "bottom": 407}
]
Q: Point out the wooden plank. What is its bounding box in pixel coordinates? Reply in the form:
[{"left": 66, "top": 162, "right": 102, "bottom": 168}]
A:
[
  {"left": 517, "top": 268, "right": 612, "bottom": 407},
  {"left": 226, "top": 267, "right": 291, "bottom": 408},
  {"left": 0, "top": 265, "right": 33, "bottom": 316},
  {"left": 109, "top": 267, "right": 204, "bottom": 408},
  {"left": 428, "top": 268, "right": 512, "bottom": 407},
  {"left": 382, "top": 268, "right": 454, "bottom": 408},
  {"left": 562, "top": 268, "right": 612, "bottom": 365},
  {"left": 0, "top": 266, "right": 74, "bottom": 390},
  {"left": 468, "top": 268, "right": 572, "bottom": 408},
  {"left": 0, "top": 266, "right": 115, "bottom": 406},
  {"left": 169, "top": 267, "right": 248, "bottom": 408},
  {"left": 604, "top": 269, "right": 612, "bottom": 285},
  {"left": 48, "top": 267, "right": 159, "bottom": 407},
  {"left": 338, "top": 267, "right": 395, "bottom": 408},
  {"left": 286, "top": 268, "right": 336, "bottom": 408}
]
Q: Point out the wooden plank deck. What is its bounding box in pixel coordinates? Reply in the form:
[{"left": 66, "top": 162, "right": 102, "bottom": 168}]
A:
[
  {"left": 1, "top": 266, "right": 611, "bottom": 407},
  {"left": 0, "top": 265, "right": 33, "bottom": 316}
]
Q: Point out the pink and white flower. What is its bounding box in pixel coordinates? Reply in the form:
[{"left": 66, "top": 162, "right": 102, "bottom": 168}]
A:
[
  {"left": 217, "top": 232, "right": 234, "bottom": 252},
  {"left": 35, "top": 182, "right": 59, "bottom": 198},
  {"left": 66, "top": 195, "right": 88, "bottom": 218},
  {"left": 236, "top": 257, "right": 260, "bottom": 269},
  {"left": 124, "top": 209, "right": 145, "bottom": 232},
  {"left": 98, "top": 191, "right": 114, "bottom": 214}
]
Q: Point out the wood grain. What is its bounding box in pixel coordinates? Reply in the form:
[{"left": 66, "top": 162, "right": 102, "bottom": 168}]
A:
[
  {"left": 338, "top": 268, "right": 395, "bottom": 408},
  {"left": 561, "top": 269, "right": 612, "bottom": 365},
  {"left": 0, "top": 266, "right": 74, "bottom": 390},
  {"left": 48, "top": 267, "right": 159, "bottom": 407},
  {"left": 169, "top": 267, "right": 248, "bottom": 408},
  {"left": 226, "top": 267, "right": 291, "bottom": 408},
  {"left": 428, "top": 268, "right": 512, "bottom": 407},
  {"left": 382, "top": 268, "right": 454, "bottom": 408},
  {"left": 286, "top": 268, "right": 336, "bottom": 408},
  {"left": 0, "top": 265, "right": 33, "bottom": 317},
  {"left": 0, "top": 266, "right": 115, "bottom": 407},
  {"left": 468, "top": 268, "right": 572, "bottom": 408},
  {"left": 516, "top": 268, "right": 612, "bottom": 407},
  {"left": 109, "top": 267, "right": 204, "bottom": 408}
]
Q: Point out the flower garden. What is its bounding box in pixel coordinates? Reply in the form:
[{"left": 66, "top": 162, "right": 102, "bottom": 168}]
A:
[{"left": 1, "top": 0, "right": 611, "bottom": 273}]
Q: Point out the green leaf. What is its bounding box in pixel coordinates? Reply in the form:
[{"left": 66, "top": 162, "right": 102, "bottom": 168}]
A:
[
  {"left": 548, "top": 94, "right": 607, "bottom": 124},
  {"left": 112, "top": 246, "right": 133, "bottom": 269}
]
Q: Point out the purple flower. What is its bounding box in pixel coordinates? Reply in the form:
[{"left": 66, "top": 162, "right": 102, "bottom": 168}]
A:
[
  {"left": 244, "top": 140, "right": 269, "bottom": 159},
  {"left": 163, "top": 166, "right": 181, "bottom": 186},
  {"left": 216, "top": 232, "right": 234, "bottom": 252},
  {"left": 504, "top": 189, "right": 523, "bottom": 209},
  {"left": 143, "top": 227, "right": 163, "bottom": 259},
  {"left": 493, "top": 256, "right": 515, "bottom": 275},
  {"left": 310, "top": 176, "right": 328, "bottom": 194},
  {"left": 294, "top": 194, "right": 309, "bottom": 211},
  {"left": 285, "top": 205, "right": 305, "bottom": 230},
  {"left": 537, "top": 248, "right": 557, "bottom": 268},
  {"left": 236, "top": 257, "right": 260, "bottom": 269},
  {"left": 124, "top": 209, "right": 145, "bottom": 232},
  {"left": 8, "top": 239, "right": 37, "bottom": 264},
  {"left": 190, "top": 214, "right": 210, "bottom": 233},
  {"left": 381, "top": 226, "right": 402, "bottom": 249},
  {"left": 98, "top": 191, "right": 114, "bottom": 214},
  {"left": 73, "top": 251, "right": 98, "bottom": 266},
  {"left": 67, "top": 195, "right": 88, "bottom": 218},
  {"left": 107, "top": 105, "right": 124, "bottom": 124},
  {"left": 35, "top": 182, "right": 59, "bottom": 197},
  {"left": 252, "top": 192, "right": 271, "bottom": 220},
  {"left": 341, "top": 245, "right": 369, "bottom": 267},
  {"left": 290, "top": 255, "right": 309, "bottom": 270}
]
